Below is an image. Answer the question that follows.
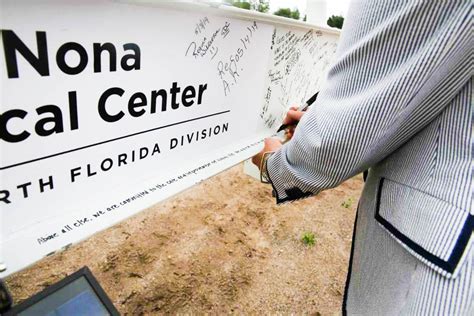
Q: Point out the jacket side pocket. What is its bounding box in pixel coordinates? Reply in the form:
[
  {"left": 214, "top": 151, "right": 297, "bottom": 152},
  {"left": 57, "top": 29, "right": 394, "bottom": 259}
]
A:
[{"left": 375, "top": 178, "right": 473, "bottom": 278}]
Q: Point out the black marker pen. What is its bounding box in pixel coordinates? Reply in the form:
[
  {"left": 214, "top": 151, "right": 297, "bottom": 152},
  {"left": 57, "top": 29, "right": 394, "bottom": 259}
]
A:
[{"left": 276, "top": 91, "right": 319, "bottom": 133}]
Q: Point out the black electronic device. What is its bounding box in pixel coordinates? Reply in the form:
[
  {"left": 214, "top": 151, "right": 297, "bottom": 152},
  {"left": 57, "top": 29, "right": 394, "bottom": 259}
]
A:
[
  {"left": 0, "top": 279, "right": 13, "bottom": 313},
  {"left": 3, "top": 267, "right": 119, "bottom": 316}
]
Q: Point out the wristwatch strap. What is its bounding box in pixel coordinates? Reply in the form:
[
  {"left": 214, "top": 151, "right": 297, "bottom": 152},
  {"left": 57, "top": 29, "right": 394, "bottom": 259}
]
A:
[{"left": 259, "top": 151, "right": 274, "bottom": 184}]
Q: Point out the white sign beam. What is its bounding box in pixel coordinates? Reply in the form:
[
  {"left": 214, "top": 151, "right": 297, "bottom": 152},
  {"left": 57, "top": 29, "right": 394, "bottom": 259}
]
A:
[{"left": 0, "top": 0, "right": 339, "bottom": 277}]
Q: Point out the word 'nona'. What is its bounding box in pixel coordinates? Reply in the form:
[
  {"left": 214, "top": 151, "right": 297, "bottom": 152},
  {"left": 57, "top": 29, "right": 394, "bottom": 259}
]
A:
[{"left": 1, "top": 30, "right": 141, "bottom": 78}]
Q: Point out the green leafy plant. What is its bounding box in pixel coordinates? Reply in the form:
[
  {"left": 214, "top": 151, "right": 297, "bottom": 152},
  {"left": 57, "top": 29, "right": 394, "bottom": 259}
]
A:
[
  {"left": 327, "top": 15, "right": 344, "bottom": 29},
  {"left": 227, "top": 0, "right": 269, "bottom": 13},
  {"left": 290, "top": 8, "right": 300, "bottom": 20},
  {"left": 232, "top": 1, "right": 251, "bottom": 10},
  {"left": 254, "top": 0, "right": 269, "bottom": 13},
  {"left": 301, "top": 232, "right": 316, "bottom": 246},
  {"left": 274, "top": 8, "right": 301, "bottom": 20},
  {"left": 341, "top": 197, "right": 354, "bottom": 209}
]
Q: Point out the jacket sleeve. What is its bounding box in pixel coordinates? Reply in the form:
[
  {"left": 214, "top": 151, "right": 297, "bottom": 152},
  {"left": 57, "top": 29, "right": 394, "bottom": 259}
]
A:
[{"left": 266, "top": 0, "right": 472, "bottom": 203}]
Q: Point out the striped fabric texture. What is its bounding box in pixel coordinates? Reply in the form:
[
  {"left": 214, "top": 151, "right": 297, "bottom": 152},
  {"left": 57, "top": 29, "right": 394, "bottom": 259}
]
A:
[{"left": 266, "top": 0, "right": 473, "bottom": 313}]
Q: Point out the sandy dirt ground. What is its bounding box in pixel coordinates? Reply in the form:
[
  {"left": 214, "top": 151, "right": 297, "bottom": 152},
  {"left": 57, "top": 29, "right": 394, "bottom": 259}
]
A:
[{"left": 6, "top": 165, "right": 363, "bottom": 315}]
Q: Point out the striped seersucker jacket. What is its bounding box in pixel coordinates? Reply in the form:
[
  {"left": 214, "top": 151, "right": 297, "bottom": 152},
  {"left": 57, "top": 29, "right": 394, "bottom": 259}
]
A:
[{"left": 266, "top": 0, "right": 473, "bottom": 313}]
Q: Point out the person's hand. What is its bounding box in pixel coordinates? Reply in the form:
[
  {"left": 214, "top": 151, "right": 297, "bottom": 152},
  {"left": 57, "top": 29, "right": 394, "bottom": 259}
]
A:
[
  {"left": 283, "top": 106, "right": 305, "bottom": 140},
  {"left": 252, "top": 138, "right": 283, "bottom": 169}
]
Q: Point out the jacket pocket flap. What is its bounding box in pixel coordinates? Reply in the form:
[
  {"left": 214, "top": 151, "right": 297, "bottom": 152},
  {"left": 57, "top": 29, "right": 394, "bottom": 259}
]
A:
[{"left": 375, "top": 178, "right": 473, "bottom": 278}]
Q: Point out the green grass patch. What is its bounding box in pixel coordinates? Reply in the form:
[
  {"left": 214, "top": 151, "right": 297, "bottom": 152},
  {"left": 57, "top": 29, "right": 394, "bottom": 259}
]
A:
[
  {"left": 341, "top": 197, "right": 354, "bottom": 209},
  {"left": 301, "top": 232, "right": 316, "bottom": 247}
]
